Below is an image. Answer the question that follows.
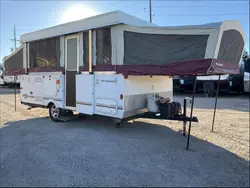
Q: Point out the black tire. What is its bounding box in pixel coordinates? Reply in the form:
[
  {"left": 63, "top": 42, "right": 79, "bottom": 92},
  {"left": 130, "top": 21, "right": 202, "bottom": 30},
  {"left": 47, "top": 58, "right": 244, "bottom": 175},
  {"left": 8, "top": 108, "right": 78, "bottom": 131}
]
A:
[{"left": 49, "top": 103, "right": 62, "bottom": 122}]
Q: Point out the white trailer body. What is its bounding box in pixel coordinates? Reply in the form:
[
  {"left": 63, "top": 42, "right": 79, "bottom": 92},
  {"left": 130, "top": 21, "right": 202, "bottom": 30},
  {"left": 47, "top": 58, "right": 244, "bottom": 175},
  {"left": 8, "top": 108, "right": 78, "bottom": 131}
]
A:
[{"left": 21, "top": 73, "right": 172, "bottom": 119}]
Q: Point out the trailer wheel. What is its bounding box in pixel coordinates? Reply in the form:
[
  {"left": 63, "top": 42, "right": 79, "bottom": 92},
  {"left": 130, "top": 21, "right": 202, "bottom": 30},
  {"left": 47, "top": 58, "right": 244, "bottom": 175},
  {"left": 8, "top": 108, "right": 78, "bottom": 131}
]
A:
[{"left": 49, "top": 104, "right": 61, "bottom": 122}]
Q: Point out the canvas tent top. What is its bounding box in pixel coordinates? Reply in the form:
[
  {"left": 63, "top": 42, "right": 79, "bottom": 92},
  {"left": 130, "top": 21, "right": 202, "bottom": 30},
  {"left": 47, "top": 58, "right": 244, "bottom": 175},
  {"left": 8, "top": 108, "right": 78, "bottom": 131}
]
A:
[
  {"left": 3, "top": 45, "right": 24, "bottom": 76},
  {"left": 114, "top": 20, "right": 245, "bottom": 76},
  {"left": 20, "top": 10, "right": 245, "bottom": 76},
  {"left": 3, "top": 45, "right": 23, "bottom": 63},
  {"left": 20, "top": 10, "right": 157, "bottom": 43}
]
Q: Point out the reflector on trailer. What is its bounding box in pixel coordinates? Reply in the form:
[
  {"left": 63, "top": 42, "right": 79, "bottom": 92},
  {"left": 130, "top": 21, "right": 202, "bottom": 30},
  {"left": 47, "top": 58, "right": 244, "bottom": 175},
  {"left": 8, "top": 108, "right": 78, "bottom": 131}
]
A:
[{"left": 120, "top": 94, "right": 123, "bottom": 100}]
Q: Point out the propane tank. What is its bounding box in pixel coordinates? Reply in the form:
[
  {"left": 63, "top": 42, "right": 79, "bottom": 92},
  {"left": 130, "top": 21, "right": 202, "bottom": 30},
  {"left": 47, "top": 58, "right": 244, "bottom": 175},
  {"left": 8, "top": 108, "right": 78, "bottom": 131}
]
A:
[{"left": 147, "top": 94, "right": 159, "bottom": 113}]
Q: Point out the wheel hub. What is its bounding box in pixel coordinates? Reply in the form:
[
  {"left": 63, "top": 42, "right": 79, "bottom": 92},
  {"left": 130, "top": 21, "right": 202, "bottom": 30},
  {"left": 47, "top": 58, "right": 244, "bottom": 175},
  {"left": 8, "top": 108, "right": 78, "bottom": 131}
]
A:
[{"left": 51, "top": 105, "right": 59, "bottom": 118}]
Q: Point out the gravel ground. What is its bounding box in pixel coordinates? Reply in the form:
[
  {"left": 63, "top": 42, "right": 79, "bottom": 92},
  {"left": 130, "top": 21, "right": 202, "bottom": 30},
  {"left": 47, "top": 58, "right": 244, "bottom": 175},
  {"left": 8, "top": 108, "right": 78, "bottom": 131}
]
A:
[{"left": 0, "top": 88, "right": 249, "bottom": 187}]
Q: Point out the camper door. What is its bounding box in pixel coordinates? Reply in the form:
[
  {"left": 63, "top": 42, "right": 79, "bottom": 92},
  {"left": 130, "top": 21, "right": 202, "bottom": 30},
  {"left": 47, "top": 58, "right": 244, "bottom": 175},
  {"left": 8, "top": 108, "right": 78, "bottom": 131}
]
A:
[{"left": 65, "top": 34, "right": 79, "bottom": 110}]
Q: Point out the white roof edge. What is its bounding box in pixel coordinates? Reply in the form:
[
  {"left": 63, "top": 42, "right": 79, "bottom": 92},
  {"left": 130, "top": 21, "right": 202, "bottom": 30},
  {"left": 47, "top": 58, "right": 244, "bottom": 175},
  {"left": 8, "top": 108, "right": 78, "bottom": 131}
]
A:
[
  {"left": 21, "top": 11, "right": 244, "bottom": 43},
  {"left": 3, "top": 45, "right": 24, "bottom": 62},
  {"left": 118, "top": 11, "right": 158, "bottom": 27},
  {"left": 20, "top": 10, "right": 157, "bottom": 43},
  {"left": 137, "top": 20, "right": 244, "bottom": 34},
  {"left": 159, "top": 22, "right": 223, "bottom": 29}
]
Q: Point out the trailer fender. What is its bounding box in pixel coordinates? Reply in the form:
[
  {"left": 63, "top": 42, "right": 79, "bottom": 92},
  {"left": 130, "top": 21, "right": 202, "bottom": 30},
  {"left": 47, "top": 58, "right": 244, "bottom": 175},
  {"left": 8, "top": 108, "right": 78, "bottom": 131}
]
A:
[{"left": 47, "top": 102, "right": 54, "bottom": 108}]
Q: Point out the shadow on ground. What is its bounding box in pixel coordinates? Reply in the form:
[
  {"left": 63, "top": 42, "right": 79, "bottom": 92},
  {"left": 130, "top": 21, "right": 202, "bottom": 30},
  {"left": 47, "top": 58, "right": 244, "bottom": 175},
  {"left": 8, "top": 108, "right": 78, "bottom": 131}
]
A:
[
  {"left": 174, "top": 92, "right": 249, "bottom": 112},
  {"left": 0, "top": 116, "right": 249, "bottom": 187},
  {"left": 0, "top": 87, "right": 20, "bottom": 95}
]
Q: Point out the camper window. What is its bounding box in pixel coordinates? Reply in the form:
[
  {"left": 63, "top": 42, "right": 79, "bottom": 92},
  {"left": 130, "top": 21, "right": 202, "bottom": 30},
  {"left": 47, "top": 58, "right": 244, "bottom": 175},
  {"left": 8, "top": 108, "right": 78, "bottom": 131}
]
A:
[
  {"left": 83, "top": 31, "right": 89, "bottom": 67},
  {"left": 96, "top": 28, "right": 111, "bottom": 65},
  {"left": 29, "top": 37, "right": 60, "bottom": 69},
  {"left": 124, "top": 31, "right": 208, "bottom": 65},
  {"left": 217, "top": 29, "right": 244, "bottom": 65}
]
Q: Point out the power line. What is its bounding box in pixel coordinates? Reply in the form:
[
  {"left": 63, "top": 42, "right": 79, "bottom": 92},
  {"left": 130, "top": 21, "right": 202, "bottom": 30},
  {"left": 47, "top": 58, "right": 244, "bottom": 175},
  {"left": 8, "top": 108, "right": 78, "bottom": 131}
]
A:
[
  {"left": 0, "top": 28, "right": 14, "bottom": 36},
  {"left": 155, "top": 13, "right": 248, "bottom": 16},
  {"left": 152, "top": 4, "right": 248, "bottom": 8},
  {"left": 0, "top": 39, "right": 12, "bottom": 45},
  {"left": 0, "top": 33, "right": 13, "bottom": 41},
  {"left": 123, "top": 1, "right": 142, "bottom": 10},
  {"left": 145, "top": 2, "right": 248, "bottom": 19},
  {"left": 0, "top": 40, "right": 12, "bottom": 47},
  {"left": 111, "top": 1, "right": 142, "bottom": 12},
  {"left": 16, "top": 28, "right": 36, "bottom": 31},
  {"left": 125, "top": 7, "right": 147, "bottom": 16}
]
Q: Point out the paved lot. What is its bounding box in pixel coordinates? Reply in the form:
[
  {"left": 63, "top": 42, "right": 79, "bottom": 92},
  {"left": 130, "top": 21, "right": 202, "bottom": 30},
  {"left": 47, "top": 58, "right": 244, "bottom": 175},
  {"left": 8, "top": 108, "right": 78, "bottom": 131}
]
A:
[{"left": 0, "top": 88, "right": 249, "bottom": 187}]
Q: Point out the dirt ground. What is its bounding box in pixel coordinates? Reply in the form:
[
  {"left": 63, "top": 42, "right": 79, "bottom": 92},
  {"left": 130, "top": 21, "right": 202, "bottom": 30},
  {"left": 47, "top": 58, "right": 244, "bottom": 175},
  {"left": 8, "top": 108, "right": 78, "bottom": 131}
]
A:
[{"left": 0, "top": 88, "right": 249, "bottom": 187}]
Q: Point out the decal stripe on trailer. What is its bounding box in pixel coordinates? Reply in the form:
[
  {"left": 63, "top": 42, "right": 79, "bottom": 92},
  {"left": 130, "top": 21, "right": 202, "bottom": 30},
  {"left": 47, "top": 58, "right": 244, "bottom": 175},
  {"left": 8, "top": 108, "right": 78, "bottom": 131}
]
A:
[
  {"left": 22, "top": 94, "right": 34, "bottom": 98},
  {"left": 76, "top": 101, "right": 92, "bottom": 106},
  {"left": 96, "top": 103, "right": 123, "bottom": 110},
  {"left": 22, "top": 95, "right": 62, "bottom": 101},
  {"left": 77, "top": 101, "right": 123, "bottom": 110}
]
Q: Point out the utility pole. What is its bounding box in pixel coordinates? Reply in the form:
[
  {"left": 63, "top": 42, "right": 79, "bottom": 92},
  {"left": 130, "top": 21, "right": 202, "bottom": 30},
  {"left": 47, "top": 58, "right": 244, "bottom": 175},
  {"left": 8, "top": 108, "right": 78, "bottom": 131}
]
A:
[
  {"left": 14, "top": 25, "right": 16, "bottom": 50},
  {"left": 10, "top": 25, "right": 20, "bottom": 51},
  {"left": 149, "top": 0, "right": 152, "bottom": 23}
]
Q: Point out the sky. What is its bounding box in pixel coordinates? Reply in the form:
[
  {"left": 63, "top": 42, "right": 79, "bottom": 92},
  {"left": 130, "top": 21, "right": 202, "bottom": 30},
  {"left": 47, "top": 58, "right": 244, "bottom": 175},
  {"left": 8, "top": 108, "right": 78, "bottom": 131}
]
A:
[{"left": 0, "top": 0, "right": 249, "bottom": 64}]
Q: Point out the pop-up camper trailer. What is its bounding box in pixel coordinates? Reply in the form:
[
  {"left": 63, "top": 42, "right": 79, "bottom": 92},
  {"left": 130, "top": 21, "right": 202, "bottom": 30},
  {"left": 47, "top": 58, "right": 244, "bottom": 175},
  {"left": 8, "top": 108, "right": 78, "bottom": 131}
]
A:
[
  {"left": 2, "top": 45, "right": 24, "bottom": 87},
  {"left": 19, "top": 11, "right": 245, "bottom": 125}
]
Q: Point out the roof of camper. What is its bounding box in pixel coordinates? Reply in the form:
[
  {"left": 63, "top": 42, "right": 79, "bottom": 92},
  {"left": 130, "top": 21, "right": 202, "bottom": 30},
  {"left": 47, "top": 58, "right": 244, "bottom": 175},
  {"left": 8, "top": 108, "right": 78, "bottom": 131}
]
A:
[
  {"left": 20, "top": 10, "right": 158, "bottom": 43},
  {"left": 160, "top": 22, "right": 223, "bottom": 29}
]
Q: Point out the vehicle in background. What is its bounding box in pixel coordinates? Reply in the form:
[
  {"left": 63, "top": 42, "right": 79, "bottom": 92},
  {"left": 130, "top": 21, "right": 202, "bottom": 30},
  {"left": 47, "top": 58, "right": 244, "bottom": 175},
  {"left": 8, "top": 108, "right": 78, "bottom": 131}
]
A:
[
  {"left": 243, "top": 58, "right": 250, "bottom": 92},
  {"left": 197, "top": 62, "right": 245, "bottom": 96},
  {"left": 178, "top": 76, "right": 196, "bottom": 92},
  {"left": 173, "top": 76, "right": 180, "bottom": 91},
  {"left": 0, "top": 65, "right": 4, "bottom": 86},
  {"left": 177, "top": 61, "right": 247, "bottom": 96}
]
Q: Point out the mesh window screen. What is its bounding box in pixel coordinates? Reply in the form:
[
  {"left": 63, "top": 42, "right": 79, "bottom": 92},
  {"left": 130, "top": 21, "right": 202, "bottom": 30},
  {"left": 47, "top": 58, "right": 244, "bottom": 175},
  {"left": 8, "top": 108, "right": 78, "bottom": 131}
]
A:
[
  {"left": 83, "top": 32, "right": 89, "bottom": 67},
  {"left": 4, "top": 48, "right": 23, "bottom": 70},
  {"left": 66, "top": 38, "right": 78, "bottom": 70},
  {"left": 217, "top": 29, "right": 244, "bottom": 65},
  {"left": 96, "top": 28, "right": 111, "bottom": 64},
  {"left": 124, "top": 31, "right": 209, "bottom": 65},
  {"left": 29, "top": 37, "right": 60, "bottom": 68}
]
